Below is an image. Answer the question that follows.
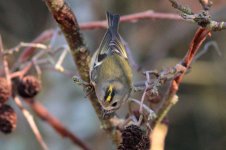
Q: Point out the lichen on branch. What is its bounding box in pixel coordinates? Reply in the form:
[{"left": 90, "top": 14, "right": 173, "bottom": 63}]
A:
[{"left": 169, "top": 0, "right": 226, "bottom": 31}]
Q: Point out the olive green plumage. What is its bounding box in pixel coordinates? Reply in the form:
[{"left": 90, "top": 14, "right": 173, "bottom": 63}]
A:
[{"left": 89, "top": 12, "right": 133, "bottom": 112}]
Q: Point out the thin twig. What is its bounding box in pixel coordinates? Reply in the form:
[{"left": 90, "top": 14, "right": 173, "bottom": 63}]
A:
[
  {"left": 17, "top": 29, "right": 54, "bottom": 63},
  {"left": 42, "top": 66, "right": 75, "bottom": 77},
  {"left": 14, "top": 97, "right": 48, "bottom": 150},
  {"left": 155, "top": 95, "right": 178, "bottom": 125},
  {"left": 129, "top": 98, "right": 156, "bottom": 121},
  {"left": 5, "top": 42, "right": 48, "bottom": 55},
  {"left": 55, "top": 47, "right": 69, "bottom": 72},
  {"left": 194, "top": 41, "right": 221, "bottom": 62},
  {"left": 25, "top": 99, "right": 90, "bottom": 150},
  {"left": 154, "top": 28, "right": 210, "bottom": 126},
  {"left": 0, "top": 36, "right": 12, "bottom": 90},
  {"left": 169, "top": 0, "right": 226, "bottom": 31},
  {"left": 9, "top": 10, "right": 181, "bottom": 71},
  {"left": 79, "top": 10, "right": 182, "bottom": 30},
  {"left": 10, "top": 63, "right": 33, "bottom": 79},
  {"left": 169, "top": 0, "right": 194, "bottom": 15},
  {"left": 199, "top": 0, "right": 213, "bottom": 11},
  {"left": 7, "top": 10, "right": 181, "bottom": 70}
]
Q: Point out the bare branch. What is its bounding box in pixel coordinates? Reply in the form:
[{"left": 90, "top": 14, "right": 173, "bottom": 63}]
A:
[
  {"left": 43, "top": 0, "right": 121, "bottom": 144},
  {"left": 14, "top": 97, "right": 48, "bottom": 150},
  {"left": 10, "top": 63, "right": 33, "bottom": 79},
  {"left": 154, "top": 28, "right": 210, "bottom": 125},
  {"left": 80, "top": 10, "right": 182, "bottom": 30},
  {"left": 194, "top": 41, "right": 221, "bottom": 62},
  {"left": 0, "top": 36, "right": 12, "bottom": 91},
  {"left": 169, "top": 0, "right": 193, "bottom": 15},
  {"left": 199, "top": 0, "right": 213, "bottom": 11},
  {"left": 155, "top": 95, "right": 178, "bottom": 125},
  {"left": 169, "top": 0, "right": 226, "bottom": 31},
  {"left": 150, "top": 122, "right": 168, "bottom": 150},
  {"left": 5, "top": 42, "right": 48, "bottom": 55},
  {"left": 25, "top": 99, "right": 90, "bottom": 150},
  {"left": 17, "top": 29, "right": 54, "bottom": 63}
]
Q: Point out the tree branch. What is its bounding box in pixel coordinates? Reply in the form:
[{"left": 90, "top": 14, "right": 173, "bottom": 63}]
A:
[
  {"left": 25, "top": 99, "right": 90, "bottom": 150},
  {"left": 43, "top": 0, "right": 120, "bottom": 145},
  {"left": 154, "top": 28, "right": 210, "bottom": 125},
  {"left": 17, "top": 29, "right": 54, "bottom": 63},
  {"left": 14, "top": 97, "right": 48, "bottom": 150},
  {"left": 150, "top": 122, "right": 168, "bottom": 150},
  {"left": 79, "top": 10, "right": 181, "bottom": 30},
  {"left": 169, "top": 0, "right": 226, "bottom": 31},
  {"left": 0, "top": 36, "right": 12, "bottom": 90},
  {"left": 199, "top": 0, "right": 213, "bottom": 11}
]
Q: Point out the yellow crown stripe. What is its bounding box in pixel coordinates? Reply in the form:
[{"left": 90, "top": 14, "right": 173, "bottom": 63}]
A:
[
  {"left": 106, "top": 85, "right": 113, "bottom": 103},
  {"left": 106, "top": 95, "right": 112, "bottom": 102}
]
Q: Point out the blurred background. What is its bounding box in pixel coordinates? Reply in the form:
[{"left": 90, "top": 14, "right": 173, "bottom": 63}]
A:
[{"left": 0, "top": 0, "right": 226, "bottom": 150}]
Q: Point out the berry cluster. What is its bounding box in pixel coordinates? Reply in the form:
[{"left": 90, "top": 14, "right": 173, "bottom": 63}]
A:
[
  {"left": 0, "top": 75, "right": 41, "bottom": 134},
  {"left": 118, "top": 125, "right": 150, "bottom": 150}
]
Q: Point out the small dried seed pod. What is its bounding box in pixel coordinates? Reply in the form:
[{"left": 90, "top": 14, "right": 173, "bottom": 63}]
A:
[
  {"left": 0, "top": 77, "right": 11, "bottom": 104},
  {"left": 0, "top": 104, "right": 17, "bottom": 134},
  {"left": 17, "top": 76, "right": 41, "bottom": 98},
  {"left": 118, "top": 125, "right": 150, "bottom": 150}
]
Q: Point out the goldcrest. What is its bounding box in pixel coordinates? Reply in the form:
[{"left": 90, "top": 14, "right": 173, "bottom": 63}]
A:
[{"left": 89, "top": 12, "right": 133, "bottom": 113}]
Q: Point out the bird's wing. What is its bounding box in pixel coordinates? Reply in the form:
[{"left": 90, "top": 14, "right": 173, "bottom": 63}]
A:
[{"left": 93, "top": 12, "right": 128, "bottom": 68}]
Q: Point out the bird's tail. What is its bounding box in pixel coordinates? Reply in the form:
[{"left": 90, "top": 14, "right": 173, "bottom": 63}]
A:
[
  {"left": 95, "top": 12, "right": 127, "bottom": 60},
  {"left": 107, "top": 11, "right": 120, "bottom": 34}
]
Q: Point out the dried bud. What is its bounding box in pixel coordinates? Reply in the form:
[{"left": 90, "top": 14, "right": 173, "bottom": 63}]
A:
[
  {"left": 0, "top": 104, "right": 17, "bottom": 134},
  {"left": 17, "top": 76, "right": 41, "bottom": 98},
  {"left": 0, "top": 77, "right": 11, "bottom": 104},
  {"left": 147, "top": 95, "right": 161, "bottom": 104},
  {"left": 118, "top": 125, "right": 150, "bottom": 150}
]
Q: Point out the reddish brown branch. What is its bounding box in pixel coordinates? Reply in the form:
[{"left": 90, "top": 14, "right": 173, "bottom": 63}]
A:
[
  {"left": 17, "top": 29, "right": 54, "bottom": 63},
  {"left": 44, "top": 0, "right": 84, "bottom": 51},
  {"left": 14, "top": 97, "right": 48, "bottom": 150},
  {"left": 173, "top": 28, "right": 210, "bottom": 92},
  {"left": 11, "top": 10, "right": 181, "bottom": 67},
  {"left": 25, "top": 99, "right": 90, "bottom": 150},
  {"left": 154, "top": 28, "right": 210, "bottom": 125},
  {"left": 79, "top": 10, "right": 182, "bottom": 30},
  {"left": 10, "top": 63, "right": 33, "bottom": 79}
]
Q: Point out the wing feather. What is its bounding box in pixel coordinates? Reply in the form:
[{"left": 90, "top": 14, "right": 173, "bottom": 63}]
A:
[{"left": 93, "top": 12, "right": 128, "bottom": 68}]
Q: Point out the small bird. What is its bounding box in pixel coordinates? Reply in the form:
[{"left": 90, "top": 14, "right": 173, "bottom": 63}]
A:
[{"left": 89, "top": 12, "right": 133, "bottom": 113}]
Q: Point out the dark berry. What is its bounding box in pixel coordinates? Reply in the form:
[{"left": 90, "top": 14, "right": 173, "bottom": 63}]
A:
[
  {"left": 0, "top": 104, "right": 17, "bottom": 134},
  {"left": 17, "top": 76, "right": 41, "bottom": 98},
  {"left": 118, "top": 125, "right": 150, "bottom": 150}
]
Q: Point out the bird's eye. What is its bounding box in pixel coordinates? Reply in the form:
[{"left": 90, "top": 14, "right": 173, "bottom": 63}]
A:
[{"left": 111, "top": 102, "right": 118, "bottom": 107}]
